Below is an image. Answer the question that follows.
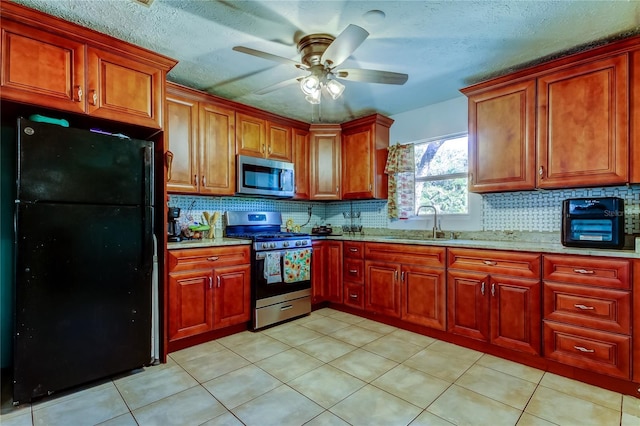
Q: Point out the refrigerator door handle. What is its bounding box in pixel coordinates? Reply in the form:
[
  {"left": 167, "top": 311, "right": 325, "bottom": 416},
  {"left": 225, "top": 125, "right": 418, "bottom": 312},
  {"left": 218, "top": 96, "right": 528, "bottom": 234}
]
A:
[{"left": 143, "top": 145, "right": 154, "bottom": 207}]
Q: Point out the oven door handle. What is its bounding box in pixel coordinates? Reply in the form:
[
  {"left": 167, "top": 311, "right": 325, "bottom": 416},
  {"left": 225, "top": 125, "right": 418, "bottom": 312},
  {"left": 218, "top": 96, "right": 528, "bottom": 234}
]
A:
[{"left": 255, "top": 248, "right": 313, "bottom": 260}]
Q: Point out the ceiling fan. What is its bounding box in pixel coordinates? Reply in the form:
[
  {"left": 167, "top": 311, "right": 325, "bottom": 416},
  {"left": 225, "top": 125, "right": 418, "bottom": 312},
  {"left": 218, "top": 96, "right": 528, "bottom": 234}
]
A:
[{"left": 233, "top": 24, "right": 409, "bottom": 104}]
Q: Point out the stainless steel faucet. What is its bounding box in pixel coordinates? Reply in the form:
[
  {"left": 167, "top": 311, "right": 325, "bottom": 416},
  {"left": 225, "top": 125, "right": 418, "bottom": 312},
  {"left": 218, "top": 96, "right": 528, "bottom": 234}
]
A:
[{"left": 417, "top": 204, "right": 438, "bottom": 238}]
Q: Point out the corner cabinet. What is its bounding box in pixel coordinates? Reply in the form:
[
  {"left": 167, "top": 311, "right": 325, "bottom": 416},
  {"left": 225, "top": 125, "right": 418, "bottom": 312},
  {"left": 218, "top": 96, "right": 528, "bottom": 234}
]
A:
[
  {"left": 167, "top": 246, "right": 251, "bottom": 343},
  {"left": 341, "top": 114, "right": 392, "bottom": 199},
  {"left": 447, "top": 248, "right": 541, "bottom": 355},
  {"left": 309, "top": 124, "right": 342, "bottom": 200},
  {"left": 465, "top": 79, "right": 536, "bottom": 192},
  {"left": 0, "top": 4, "right": 176, "bottom": 129},
  {"left": 165, "top": 83, "right": 236, "bottom": 195}
]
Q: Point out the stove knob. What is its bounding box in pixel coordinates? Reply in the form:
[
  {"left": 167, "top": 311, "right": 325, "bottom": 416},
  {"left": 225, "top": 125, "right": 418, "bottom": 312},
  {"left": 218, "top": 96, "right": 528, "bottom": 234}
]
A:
[
  {"left": 301, "top": 240, "right": 307, "bottom": 246},
  {"left": 295, "top": 240, "right": 301, "bottom": 246},
  {"left": 283, "top": 241, "right": 289, "bottom": 247},
  {"left": 270, "top": 243, "right": 276, "bottom": 248},
  {"left": 262, "top": 243, "right": 268, "bottom": 249}
]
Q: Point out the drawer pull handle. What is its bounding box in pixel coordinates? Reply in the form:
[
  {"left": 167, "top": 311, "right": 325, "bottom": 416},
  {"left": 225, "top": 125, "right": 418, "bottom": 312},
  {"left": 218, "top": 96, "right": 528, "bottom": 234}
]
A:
[
  {"left": 208, "top": 277, "right": 213, "bottom": 289},
  {"left": 401, "top": 271, "right": 405, "bottom": 282},
  {"left": 574, "top": 345, "right": 595, "bottom": 353},
  {"left": 481, "top": 282, "right": 485, "bottom": 296},
  {"left": 217, "top": 276, "right": 221, "bottom": 287},
  {"left": 483, "top": 260, "right": 497, "bottom": 266},
  {"left": 574, "top": 304, "right": 595, "bottom": 310},
  {"left": 349, "top": 293, "right": 358, "bottom": 299},
  {"left": 573, "top": 269, "right": 595, "bottom": 274},
  {"left": 207, "top": 256, "right": 219, "bottom": 261},
  {"left": 491, "top": 283, "right": 495, "bottom": 296},
  {"left": 349, "top": 248, "right": 359, "bottom": 252},
  {"left": 280, "top": 305, "right": 293, "bottom": 311},
  {"left": 349, "top": 269, "right": 358, "bottom": 274}
]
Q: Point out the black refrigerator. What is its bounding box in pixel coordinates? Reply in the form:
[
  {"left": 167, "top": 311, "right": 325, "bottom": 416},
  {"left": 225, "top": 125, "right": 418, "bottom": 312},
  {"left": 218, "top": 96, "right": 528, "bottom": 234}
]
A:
[{"left": 13, "top": 118, "right": 154, "bottom": 404}]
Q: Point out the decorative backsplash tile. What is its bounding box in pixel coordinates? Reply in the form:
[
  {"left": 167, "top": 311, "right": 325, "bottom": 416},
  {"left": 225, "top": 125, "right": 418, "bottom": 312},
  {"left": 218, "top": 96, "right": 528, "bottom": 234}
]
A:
[
  {"left": 483, "top": 185, "right": 640, "bottom": 234},
  {"left": 170, "top": 184, "right": 640, "bottom": 235}
]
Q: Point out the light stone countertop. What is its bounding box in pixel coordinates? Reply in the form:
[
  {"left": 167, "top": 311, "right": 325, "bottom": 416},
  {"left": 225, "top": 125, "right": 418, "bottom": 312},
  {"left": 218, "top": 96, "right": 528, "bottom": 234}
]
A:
[{"left": 167, "top": 234, "right": 639, "bottom": 259}]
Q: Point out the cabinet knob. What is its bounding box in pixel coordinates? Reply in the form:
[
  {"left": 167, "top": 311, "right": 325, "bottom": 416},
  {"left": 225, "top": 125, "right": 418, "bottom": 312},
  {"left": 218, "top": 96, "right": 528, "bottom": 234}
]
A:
[
  {"left": 491, "top": 283, "right": 495, "bottom": 296},
  {"left": 268, "top": 146, "right": 272, "bottom": 154},
  {"left": 401, "top": 271, "right": 405, "bottom": 282},
  {"left": 208, "top": 276, "right": 213, "bottom": 289},
  {"left": 349, "top": 269, "right": 358, "bottom": 274},
  {"left": 194, "top": 175, "right": 199, "bottom": 186},
  {"left": 165, "top": 151, "right": 174, "bottom": 182},
  {"left": 538, "top": 166, "right": 544, "bottom": 178},
  {"left": 349, "top": 293, "right": 358, "bottom": 299},
  {"left": 262, "top": 144, "right": 266, "bottom": 153},
  {"left": 207, "top": 256, "right": 219, "bottom": 261},
  {"left": 202, "top": 175, "right": 206, "bottom": 187},
  {"left": 217, "top": 276, "right": 221, "bottom": 287},
  {"left": 89, "top": 89, "right": 97, "bottom": 106},
  {"left": 369, "top": 183, "right": 372, "bottom": 191},
  {"left": 481, "top": 282, "right": 485, "bottom": 295},
  {"left": 349, "top": 248, "right": 358, "bottom": 252},
  {"left": 75, "top": 85, "right": 83, "bottom": 102},
  {"left": 483, "top": 260, "right": 497, "bottom": 266},
  {"left": 336, "top": 186, "right": 339, "bottom": 194}
]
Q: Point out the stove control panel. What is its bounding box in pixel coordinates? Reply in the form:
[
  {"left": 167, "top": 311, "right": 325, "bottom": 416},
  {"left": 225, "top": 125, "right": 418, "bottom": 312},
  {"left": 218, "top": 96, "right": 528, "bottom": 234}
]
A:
[{"left": 254, "top": 238, "right": 311, "bottom": 251}]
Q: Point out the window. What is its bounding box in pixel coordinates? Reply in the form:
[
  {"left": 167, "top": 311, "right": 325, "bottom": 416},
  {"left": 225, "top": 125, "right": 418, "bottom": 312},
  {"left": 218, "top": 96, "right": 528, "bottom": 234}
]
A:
[{"left": 414, "top": 134, "right": 468, "bottom": 214}]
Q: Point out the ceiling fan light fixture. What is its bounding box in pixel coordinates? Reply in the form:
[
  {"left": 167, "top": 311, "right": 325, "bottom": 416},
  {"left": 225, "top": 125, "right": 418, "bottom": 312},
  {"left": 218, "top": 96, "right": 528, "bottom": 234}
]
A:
[
  {"left": 325, "top": 78, "right": 345, "bottom": 100},
  {"left": 305, "top": 88, "right": 321, "bottom": 104},
  {"left": 300, "top": 75, "right": 320, "bottom": 95}
]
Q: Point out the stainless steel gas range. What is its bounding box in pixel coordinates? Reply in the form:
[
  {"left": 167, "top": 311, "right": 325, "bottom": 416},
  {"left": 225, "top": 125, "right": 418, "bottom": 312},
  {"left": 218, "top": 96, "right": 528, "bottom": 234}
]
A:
[{"left": 224, "top": 211, "right": 312, "bottom": 329}]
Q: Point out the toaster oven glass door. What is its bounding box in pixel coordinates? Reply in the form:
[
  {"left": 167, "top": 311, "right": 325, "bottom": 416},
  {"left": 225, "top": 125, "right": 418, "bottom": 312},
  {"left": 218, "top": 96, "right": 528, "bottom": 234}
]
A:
[{"left": 569, "top": 219, "right": 613, "bottom": 242}]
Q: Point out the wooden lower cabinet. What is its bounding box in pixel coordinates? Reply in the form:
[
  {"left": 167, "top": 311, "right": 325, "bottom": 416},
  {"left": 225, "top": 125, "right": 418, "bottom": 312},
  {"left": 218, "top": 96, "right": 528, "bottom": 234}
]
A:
[
  {"left": 311, "top": 240, "right": 343, "bottom": 303},
  {"left": 365, "top": 261, "right": 401, "bottom": 318},
  {"left": 167, "top": 246, "right": 251, "bottom": 343},
  {"left": 447, "top": 249, "right": 541, "bottom": 355},
  {"left": 401, "top": 264, "right": 446, "bottom": 330}
]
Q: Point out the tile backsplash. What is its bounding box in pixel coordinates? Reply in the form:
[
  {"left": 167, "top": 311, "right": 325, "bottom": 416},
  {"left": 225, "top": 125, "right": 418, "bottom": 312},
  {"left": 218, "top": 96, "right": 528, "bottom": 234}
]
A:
[
  {"left": 169, "top": 184, "right": 640, "bottom": 235},
  {"left": 483, "top": 185, "right": 640, "bottom": 234}
]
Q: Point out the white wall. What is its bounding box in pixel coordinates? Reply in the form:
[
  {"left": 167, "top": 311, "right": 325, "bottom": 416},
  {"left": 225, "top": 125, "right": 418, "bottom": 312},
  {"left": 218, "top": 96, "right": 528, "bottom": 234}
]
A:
[{"left": 390, "top": 96, "right": 468, "bottom": 144}]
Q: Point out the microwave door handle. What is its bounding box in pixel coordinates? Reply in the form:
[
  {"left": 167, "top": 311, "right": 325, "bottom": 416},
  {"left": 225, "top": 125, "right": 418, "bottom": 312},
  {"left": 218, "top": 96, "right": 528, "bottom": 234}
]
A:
[{"left": 280, "top": 170, "right": 285, "bottom": 190}]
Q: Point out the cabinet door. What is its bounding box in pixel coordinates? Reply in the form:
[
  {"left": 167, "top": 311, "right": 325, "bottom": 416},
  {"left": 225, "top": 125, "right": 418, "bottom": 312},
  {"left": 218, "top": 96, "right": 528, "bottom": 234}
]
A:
[
  {"left": 537, "top": 54, "right": 629, "bottom": 188},
  {"left": 309, "top": 125, "right": 341, "bottom": 200},
  {"left": 168, "top": 270, "right": 213, "bottom": 341},
  {"left": 236, "top": 112, "right": 266, "bottom": 157},
  {"left": 86, "top": 47, "right": 163, "bottom": 128},
  {"left": 490, "top": 276, "right": 541, "bottom": 355},
  {"left": 467, "top": 80, "right": 536, "bottom": 192},
  {"left": 326, "top": 241, "right": 343, "bottom": 303},
  {"left": 311, "top": 241, "right": 326, "bottom": 303},
  {"left": 213, "top": 264, "right": 250, "bottom": 329},
  {"left": 166, "top": 94, "right": 199, "bottom": 193},
  {"left": 292, "top": 128, "right": 310, "bottom": 199},
  {"left": 447, "top": 270, "right": 489, "bottom": 341},
  {"left": 365, "top": 261, "right": 401, "bottom": 317},
  {"left": 631, "top": 50, "right": 640, "bottom": 183},
  {"left": 200, "top": 102, "right": 236, "bottom": 195},
  {"left": 342, "top": 124, "right": 374, "bottom": 199},
  {"left": 267, "top": 121, "right": 292, "bottom": 161},
  {"left": 401, "top": 265, "right": 446, "bottom": 330},
  {"left": 1, "top": 20, "right": 85, "bottom": 114}
]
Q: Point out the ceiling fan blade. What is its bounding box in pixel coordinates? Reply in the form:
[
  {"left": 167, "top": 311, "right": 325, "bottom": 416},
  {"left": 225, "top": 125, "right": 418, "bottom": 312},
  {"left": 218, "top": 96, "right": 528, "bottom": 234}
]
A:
[
  {"left": 255, "top": 77, "right": 301, "bottom": 95},
  {"left": 336, "top": 68, "right": 409, "bottom": 85},
  {"left": 321, "top": 24, "right": 369, "bottom": 67},
  {"left": 233, "top": 46, "right": 307, "bottom": 68}
]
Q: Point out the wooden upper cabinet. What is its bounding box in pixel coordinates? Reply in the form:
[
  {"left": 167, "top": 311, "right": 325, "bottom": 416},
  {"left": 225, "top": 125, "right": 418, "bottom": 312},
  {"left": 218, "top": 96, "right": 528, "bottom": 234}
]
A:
[
  {"left": 0, "top": 2, "right": 176, "bottom": 129},
  {"left": 631, "top": 50, "right": 640, "bottom": 184},
  {"left": 86, "top": 47, "right": 163, "bottom": 128},
  {"left": 199, "top": 102, "right": 236, "bottom": 195},
  {"left": 292, "top": 128, "right": 310, "bottom": 199},
  {"left": 466, "top": 79, "right": 536, "bottom": 192},
  {"left": 165, "top": 83, "right": 235, "bottom": 195},
  {"left": 537, "top": 54, "right": 629, "bottom": 188},
  {"left": 341, "top": 114, "right": 392, "bottom": 200},
  {"left": 236, "top": 112, "right": 292, "bottom": 161},
  {"left": 266, "top": 121, "right": 292, "bottom": 161},
  {"left": 1, "top": 20, "right": 86, "bottom": 114},
  {"left": 236, "top": 112, "right": 266, "bottom": 158},
  {"left": 309, "top": 124, "right": 341, "bottom": 200},
  {"left": 166, "top": 93, "right": 199, "bottom": 193}
]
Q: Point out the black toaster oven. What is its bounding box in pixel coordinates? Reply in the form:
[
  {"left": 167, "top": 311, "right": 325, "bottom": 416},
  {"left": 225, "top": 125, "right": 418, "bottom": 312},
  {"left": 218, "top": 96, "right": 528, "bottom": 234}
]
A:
[{"left": 561, "top": 197, "right": 625, "bottom": 249}]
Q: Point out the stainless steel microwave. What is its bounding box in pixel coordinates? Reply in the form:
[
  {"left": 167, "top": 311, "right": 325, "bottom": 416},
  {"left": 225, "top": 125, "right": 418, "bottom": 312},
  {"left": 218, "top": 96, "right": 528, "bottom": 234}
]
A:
[{"left": 236, "top": 155, "right": 295, "bottom": 198}]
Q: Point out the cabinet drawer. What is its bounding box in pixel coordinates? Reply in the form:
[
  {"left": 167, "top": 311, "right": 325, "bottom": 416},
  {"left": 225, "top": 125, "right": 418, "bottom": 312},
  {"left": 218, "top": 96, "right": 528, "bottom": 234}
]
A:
[
  {"left": 169, "top": 245, "right": 251, "bottom": 272},
  {"left": 344, "top": 282, "right": 364, "bottom": 310},
  {"left": 543, "top": 282, "right": 630, "bottom": 334},
  {"left": 344, "top": 241, "right": 364, "bottom": 259},
  {"left": 343, "top": 258, "right": 364, "bottom": 284},
  {"left": 365, "top": 243, "right": 445, "bottom": 267},
  {"left": 543, "top": 255, "right": 630, "bottom": 289},
  {"left": 543, "top": 321, "right": 630, "bottom": 379},
  {"left": 448, "top": 248, "right": 539, "bottom": 278}
]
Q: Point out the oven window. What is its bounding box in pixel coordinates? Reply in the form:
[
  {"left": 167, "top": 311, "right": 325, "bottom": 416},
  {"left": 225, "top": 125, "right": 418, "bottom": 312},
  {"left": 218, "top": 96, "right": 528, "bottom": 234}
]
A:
[{"left": 570, "top": 219, "right": 613, "bottom": 241}]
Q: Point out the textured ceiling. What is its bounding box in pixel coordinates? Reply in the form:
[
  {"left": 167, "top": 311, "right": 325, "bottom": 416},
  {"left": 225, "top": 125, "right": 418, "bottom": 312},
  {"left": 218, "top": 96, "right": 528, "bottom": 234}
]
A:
[{"left": 10, "top": 0, "right": 640, "bottom": 123}]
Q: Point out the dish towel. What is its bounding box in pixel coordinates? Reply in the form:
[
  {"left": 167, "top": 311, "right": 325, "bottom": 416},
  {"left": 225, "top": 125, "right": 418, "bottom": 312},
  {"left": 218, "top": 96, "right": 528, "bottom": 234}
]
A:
[
  {"left": 264, "top": 251, "right": 282, "bottom": 284},
  {"left": 283, "top": 249, "right": 311, "bottom": 283}
]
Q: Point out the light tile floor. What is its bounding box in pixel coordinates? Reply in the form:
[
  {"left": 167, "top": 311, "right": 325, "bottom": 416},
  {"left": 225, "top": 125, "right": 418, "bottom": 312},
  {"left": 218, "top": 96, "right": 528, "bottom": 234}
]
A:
[{"left": 2, "top": 308, "right": 640, "bottom": 426}]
